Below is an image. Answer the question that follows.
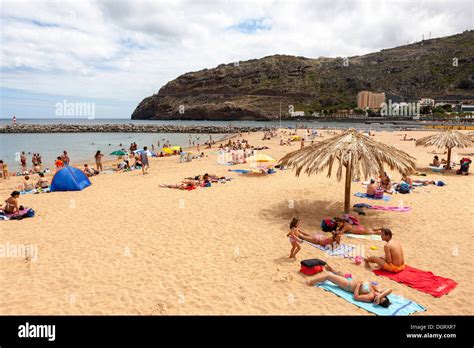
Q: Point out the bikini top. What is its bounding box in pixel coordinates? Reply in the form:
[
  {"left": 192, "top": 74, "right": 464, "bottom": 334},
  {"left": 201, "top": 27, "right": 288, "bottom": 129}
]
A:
[{"left": 360, "top": 282, "right": 371, "bottom": 294}]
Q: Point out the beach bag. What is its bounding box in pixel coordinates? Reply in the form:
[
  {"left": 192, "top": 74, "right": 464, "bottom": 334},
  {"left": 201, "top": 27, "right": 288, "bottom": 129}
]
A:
[
  {"left": 398, "top": 183, "right": 410, "bottom": 194},
  {"left": 321, "top": 219, "right": 336, "bottom": 232},
  {"left": 26, "top": 208, "right": 35, "bottom": 218},
  {"left": 374, "top": 188, "right": 384, "bottom": 199},
  {"left": 300, "top": 265, "right": 324, "bottom": 275},
  {"left": 436, "top": 181, "right": 446, "bottom": 186},
  {"left": 301, "top": 258, "right": 326, "bottom": 268},
  {"left": 353, "top": 203, "right": 372, "bottom": 209},
  {"left": 343, "top": 214, "right": 360, "bottom": 225}
]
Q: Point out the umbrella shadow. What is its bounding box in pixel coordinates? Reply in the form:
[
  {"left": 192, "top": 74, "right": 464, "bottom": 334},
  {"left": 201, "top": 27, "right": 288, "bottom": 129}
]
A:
[{"left": 259, "top": 198, "right": 389, "bottom": 232}]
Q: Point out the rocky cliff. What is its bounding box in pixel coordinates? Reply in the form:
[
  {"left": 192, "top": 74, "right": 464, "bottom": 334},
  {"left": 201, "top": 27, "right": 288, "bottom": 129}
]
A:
[{"left": 132, "top": 31, "right": 474, "bottom": 120}]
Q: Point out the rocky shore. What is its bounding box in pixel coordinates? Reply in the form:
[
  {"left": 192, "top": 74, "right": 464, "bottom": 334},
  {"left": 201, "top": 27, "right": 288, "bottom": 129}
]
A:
[{"left": 0, "top": 124, "right": 265, "bottom": 134}]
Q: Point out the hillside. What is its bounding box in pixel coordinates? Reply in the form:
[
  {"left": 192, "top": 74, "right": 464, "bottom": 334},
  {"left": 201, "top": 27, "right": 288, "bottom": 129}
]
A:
[{"left": 131, "top": 31, "right": 474, "bottom": 120}]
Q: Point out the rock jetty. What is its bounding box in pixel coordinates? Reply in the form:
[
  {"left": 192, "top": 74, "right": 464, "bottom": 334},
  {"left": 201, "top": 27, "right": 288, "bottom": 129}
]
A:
[{"left": 0, "top": 124, "right": 265, "bottom": 134}]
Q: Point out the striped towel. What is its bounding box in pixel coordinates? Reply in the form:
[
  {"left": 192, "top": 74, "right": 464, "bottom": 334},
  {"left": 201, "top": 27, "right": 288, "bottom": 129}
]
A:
[
  {"left": 345, "top": 234, "right": 382, "bottom": 241},
  {"left": 303, "top": 240, "right": 356, "bottom": 258},
  {"left": 316, "top": 280, "right": 426, "bottom": 316}
]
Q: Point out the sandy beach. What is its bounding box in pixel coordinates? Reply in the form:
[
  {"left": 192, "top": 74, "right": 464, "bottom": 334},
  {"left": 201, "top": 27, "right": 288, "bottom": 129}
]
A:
[{"left": 0, "top": 128, "right": 473, "bottom": 315}]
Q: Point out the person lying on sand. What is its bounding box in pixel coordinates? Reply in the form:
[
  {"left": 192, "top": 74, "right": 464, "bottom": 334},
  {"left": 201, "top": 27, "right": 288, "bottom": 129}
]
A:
[
  {"left": 300, "top": 230, "right": 341, "bottom": 247},
  {"left": 83, "top": 164, "right": 98, "bottom": 177},
  {"left": 2, "top": 191, "right": 21, "bottom": 214},
  {"left": 401, "top": 173, "right": 435, "bottom": 187},
  {"left": 160, "top": 182, "right": 197, "bottom": 190},
  {"left": 364, "top": 228, "right": 405, "bottom": 273},
  {"left": 306, "top": 270, "right": 392, "bottom": 308},
  {"left": 334, "top": 217, "right": 383, "bottom": 235}
]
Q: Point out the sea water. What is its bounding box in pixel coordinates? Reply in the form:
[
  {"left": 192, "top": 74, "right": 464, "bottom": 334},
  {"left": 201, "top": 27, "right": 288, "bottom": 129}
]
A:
[{"left": 0, "top": 118, "right": 421, "bottom": 171}]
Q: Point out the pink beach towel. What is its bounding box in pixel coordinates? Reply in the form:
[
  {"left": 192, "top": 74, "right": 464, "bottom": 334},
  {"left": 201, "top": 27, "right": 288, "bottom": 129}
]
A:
[
  {"left": 373, "top": 265, "right": 457, "bottom": 297},
  {"left": 370, "top": 205, "right": 411, "bottom": 212}
]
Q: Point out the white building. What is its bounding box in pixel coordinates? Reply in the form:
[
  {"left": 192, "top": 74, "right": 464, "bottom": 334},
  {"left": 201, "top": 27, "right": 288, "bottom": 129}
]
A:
[
  {"left": 419, "top": 98, "right": 435, "bottom": 107},
  {"left": 290, "top": 111, "right": 305, "bottom": 117}
]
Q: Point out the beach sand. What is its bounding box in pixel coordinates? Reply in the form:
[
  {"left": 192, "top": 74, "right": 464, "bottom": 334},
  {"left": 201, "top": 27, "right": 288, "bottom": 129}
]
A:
[{"left": 0, "top": 129, "right": 473, "bottom": 315}]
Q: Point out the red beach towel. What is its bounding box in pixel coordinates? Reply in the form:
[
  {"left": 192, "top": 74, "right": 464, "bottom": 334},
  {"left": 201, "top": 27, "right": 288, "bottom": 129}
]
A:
[{"left": 373, "top": 265, "right": 457, "bottom": 298}]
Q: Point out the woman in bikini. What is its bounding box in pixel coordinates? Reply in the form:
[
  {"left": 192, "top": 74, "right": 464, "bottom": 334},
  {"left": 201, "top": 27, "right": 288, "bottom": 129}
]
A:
[
  {"left": 2, "top": 191, "right": 20, "bottom": 214},
  {"left": 298, "top": 229, "right": 342, "bottom": 247},
  {"left": 35, "top": 172, "right": 49, "bottom": 189},
  {"left": 307, "top": 270, "right": 392, "bottom": 308},
  {"left": 335, "top": 217, "right": 383, "bottom": 235},
  {"left": 379, "top": 172, "right": 393, "bottom": 194}
]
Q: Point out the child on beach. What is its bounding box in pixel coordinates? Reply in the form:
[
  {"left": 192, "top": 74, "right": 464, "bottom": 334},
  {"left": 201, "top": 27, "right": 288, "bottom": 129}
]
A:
[
  {"left": 287, "top": 217, "right": 302, "bottom": 259},
  {"left": 55, "top": 157, "right": 64, "bottom": 171}
]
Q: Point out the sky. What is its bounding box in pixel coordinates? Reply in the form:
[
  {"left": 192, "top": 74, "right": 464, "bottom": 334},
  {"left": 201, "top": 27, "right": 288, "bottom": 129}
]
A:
[{"left": 0, "top": 0, "right": 473, "bottom": 119}]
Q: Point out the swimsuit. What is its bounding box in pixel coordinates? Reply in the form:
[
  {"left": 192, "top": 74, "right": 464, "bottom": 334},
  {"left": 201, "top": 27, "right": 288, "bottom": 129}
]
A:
[
  {"left": 360, "top": 282, "right": 371, "bottom": 294},
  {"left": 383, "top": 263, "right": 405, "bottom": 273}
]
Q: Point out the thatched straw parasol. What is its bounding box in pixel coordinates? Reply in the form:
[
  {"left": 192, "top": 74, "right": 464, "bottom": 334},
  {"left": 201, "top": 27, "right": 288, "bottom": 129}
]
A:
[
  {"left": 416, "top": 130, "right": 472, "bottom": 169},
  {"left": 279, "top": 129, "right": 416, "bottom": 213}
]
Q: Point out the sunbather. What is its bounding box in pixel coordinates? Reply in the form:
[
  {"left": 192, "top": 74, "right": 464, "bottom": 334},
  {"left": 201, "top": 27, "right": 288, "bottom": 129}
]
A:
[
  {"left": 2, "top": 191, "right": 21, "bottom": 214},
  {"left": 364, "top": 228, "right": 405, "bottom": 273},
  {"left": 401, "top": 173, "right": 434, "bottom": 187},
  {"left": 335, "top": 217, "right": 382, "bottom": 235},
  {"left": 159, "top": 182, "right": 197, "bottom": 190},
  {"left": 430, "top": 156, "right": 441, "bottom": 167},
  {"left": 35, "top": 172, "right": 49, "bottom": 189},
  {"left": 306, "top": 270, "right": 392, "bottom": 308},
  {"left": 366, "top": 179, "right": 377, "bottom": 197},
  {"left": 22, "top": 176, "right": 35, "bottom": 192}
]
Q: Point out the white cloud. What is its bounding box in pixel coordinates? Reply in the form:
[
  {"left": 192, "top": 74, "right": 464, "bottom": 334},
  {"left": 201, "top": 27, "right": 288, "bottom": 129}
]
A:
[{"left": 1, "top": 0, "right": 472, "bottom": 108}]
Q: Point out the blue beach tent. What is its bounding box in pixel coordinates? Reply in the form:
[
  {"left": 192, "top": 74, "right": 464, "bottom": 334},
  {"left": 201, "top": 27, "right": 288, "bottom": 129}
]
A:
[{"left": 50, "top": 166, "right": 91, "bottom": 192}]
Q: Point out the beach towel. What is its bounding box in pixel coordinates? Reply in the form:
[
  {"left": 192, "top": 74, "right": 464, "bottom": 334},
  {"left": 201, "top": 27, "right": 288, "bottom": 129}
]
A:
[
  {"left": 0, "top": 208, "right": 31, "bottom": 221},
  {"left": 229, "top": 169, "right": 250, "bottom": 173},
  {"left": 20, "top": 188, "right": 50, "bottom": 195},
  {"left": 303, "top": 240, "right": 355, "bottom": 258},
  {"left": 316, "top": 280, "right": 426, "bottom": 316},
  {"left": 370, "top": 205, "right": 411, "bottom": 212},
  {"left": 373, "top": 265, "right": 457, "bottom": 297},
  {"left": 355, "top": 193, "right": 391, "bottom": 202},
  {"left": 345, "top": 234, "right": 382, "bottom": 241}
]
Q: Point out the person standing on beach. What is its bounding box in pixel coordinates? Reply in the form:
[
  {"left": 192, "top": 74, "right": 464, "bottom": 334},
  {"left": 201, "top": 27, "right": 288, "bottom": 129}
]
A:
[
  {"left": 37, "top": 153, "right": 42, "bottom": 165},
  {"left": 94, "top": 150, "right": 104, "bottom": 172},
  {"left": 0, "top": 160, "right": 9, "bottom": 179},
  {"left": 140, "top": 147, "right": 149, "bottom": 175},
  {"left": 20, "top": 152, "right": 27, "bottom": 172},
  {"left": 61, "top": 151, "right": 70, "bottom": 166},
  {"left": 32, "top": 154, "right": 38, "bottom": 168}
]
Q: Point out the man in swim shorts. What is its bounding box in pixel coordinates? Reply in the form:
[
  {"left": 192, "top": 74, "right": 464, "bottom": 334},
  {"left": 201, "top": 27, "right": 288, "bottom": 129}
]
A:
[
  {"left": 364, "top": 228, "right": 405, "bottom": 273},
  {"left": 140, "top": 146, "right": 150, "bottom": 175}
]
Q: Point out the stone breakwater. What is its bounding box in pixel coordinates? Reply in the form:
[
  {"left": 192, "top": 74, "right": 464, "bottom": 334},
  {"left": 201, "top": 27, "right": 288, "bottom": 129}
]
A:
[{"left": 0, "top": 124, "right": 266, "bottom": 134}]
